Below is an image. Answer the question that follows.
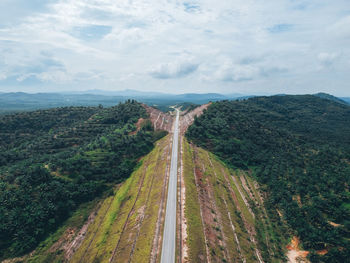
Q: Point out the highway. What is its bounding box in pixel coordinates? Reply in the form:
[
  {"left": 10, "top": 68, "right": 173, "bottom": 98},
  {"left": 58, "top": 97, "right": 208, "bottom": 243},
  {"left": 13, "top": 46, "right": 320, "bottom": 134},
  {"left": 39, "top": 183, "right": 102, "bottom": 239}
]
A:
[{"left": 160, "top": 108, "right": 180, "bottom": 263}]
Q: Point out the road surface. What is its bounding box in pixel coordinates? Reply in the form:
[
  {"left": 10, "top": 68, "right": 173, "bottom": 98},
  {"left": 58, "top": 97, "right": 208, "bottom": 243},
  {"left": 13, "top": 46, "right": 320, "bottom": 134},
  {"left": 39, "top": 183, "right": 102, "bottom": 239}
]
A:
[{"left": 160, "top": 108, "right": 180, "bottom": 263}]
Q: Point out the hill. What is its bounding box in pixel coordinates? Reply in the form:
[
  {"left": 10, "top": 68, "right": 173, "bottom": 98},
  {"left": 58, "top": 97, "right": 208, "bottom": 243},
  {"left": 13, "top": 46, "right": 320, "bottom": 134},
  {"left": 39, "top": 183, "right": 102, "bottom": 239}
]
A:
[
  {"left": 314, "top": 92, "right": 348, "bottom": 105},
  {"left": 341, "top": 97, "right": 350, "bottom": 104},
  {"left": 0, "top": 100, "right": 167, "bottom": 259},
  {"left": 5, "top": 104, "right": 287, "bottom": 263},
  {"left": 186, "top": 95, "right": 350, "bottom": 262}
]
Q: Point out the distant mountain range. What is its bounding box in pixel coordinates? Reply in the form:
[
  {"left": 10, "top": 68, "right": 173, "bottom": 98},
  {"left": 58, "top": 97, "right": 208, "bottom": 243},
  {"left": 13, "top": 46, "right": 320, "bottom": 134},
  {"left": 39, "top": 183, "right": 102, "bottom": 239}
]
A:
[
  {"left": 313, "top": 92, "right": 349, "bottom": 105},
  {"left": 0, "top": 89, "right": 348, "bottom": 113}
]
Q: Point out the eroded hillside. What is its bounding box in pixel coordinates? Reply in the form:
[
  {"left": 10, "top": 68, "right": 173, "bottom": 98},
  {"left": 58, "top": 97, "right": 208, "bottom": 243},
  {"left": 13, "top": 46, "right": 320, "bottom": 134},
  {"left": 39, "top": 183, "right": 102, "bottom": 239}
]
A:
[{"left": 178, "top": 139, "right": 286, "bottom": 263}]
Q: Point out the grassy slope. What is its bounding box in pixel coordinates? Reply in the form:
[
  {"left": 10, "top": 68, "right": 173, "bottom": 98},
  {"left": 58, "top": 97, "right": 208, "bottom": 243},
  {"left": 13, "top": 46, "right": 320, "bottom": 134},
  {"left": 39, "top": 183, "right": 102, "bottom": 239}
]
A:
[
  {"left": 70, "top": 135, "right": 170, "bottom": 263},
  {"left": 182, "top": 139, "right": 207, "bottom": 262},
  {"left": 183, "top": 138, "right": 287, "bottom": 262},
  {"left": 15, "top": 135, "right": 169, "bottom": 263},
  {"left": 18, "top": 199, "right": 100, "bottom": 263}
]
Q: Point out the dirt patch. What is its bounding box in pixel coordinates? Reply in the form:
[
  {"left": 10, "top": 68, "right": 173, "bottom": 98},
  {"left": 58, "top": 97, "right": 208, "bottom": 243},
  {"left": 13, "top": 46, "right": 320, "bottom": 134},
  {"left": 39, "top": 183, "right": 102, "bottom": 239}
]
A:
[
  {"left": 50, "top": 228, "right": 76, "bottom": 253},
  {"left": 192, "top": 147, "right": 229, "bottom": 263},
  {"left": 143, "top": 105, "right": 173, "bottom": 132},
  {"left": 1, "top": 252, "right": 35, "bottom": 263},
  {"left": 178, "top": 136, "right": 189, "bottom": 262},
  {"left": 192, "top": 156, "right": 211, "bottom": 263},
  {"left": 64, "top": 202, "right": 103, "bottom": 261},
  {"left": 129, "top": 118, "right": 145, "bottom": 135},
  {"left": 328, "top": 221, "right": 341, "bottom": 227},
  {"left": 221, "top": 169, "right": 264, "bottom": 263},
  {"left": 286, "top": 237, "right": 310, "bottom": 263},
  {"left": 180, "top": 103, "right": 211, "bottom": 134}
]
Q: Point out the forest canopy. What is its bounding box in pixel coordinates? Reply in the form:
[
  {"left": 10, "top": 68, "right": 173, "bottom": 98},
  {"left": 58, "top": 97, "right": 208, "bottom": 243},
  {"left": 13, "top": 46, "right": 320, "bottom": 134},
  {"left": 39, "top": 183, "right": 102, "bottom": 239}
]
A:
[
  {"left": 0, "top": 100, "right": 166, "bottom": 259},
  {"left": 186, "top": 95, "right": 350, "bottom": 262}
]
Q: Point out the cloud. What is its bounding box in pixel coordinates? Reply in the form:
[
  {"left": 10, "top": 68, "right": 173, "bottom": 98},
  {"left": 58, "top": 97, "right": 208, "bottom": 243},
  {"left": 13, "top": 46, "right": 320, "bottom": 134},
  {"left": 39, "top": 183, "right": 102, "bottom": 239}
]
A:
[
  {"left": 215, "top": 63, "right": 260, "bottom": 82},
  {"left": 318, "top": 52, "right": 339, "bottom": 66},
  {"left": 183, "top": 2, "right": 201, "bottom": 13},
  {"left": 328, "top": 15, "right": 350, "bottom": 39},
  {"left": 70, "top": 25, "right": 112, "bottom": 41},
  {"left": 211, "top": 56, "right": 288, "bottom": 82},
  {"left": 268, "top": 24, "right": 294, "bottom": 34},
  {"left": 0, "top": 0, "right": 57, "bottom": 26},
  {"left": 149, "top": 60, "right": 199, "bottom": 79},
  {"left": 0, "top": 72, "right": 7, "bottom": 81},
  {"left": 0, "top": 0, "right": 349, "bottom": 95}
]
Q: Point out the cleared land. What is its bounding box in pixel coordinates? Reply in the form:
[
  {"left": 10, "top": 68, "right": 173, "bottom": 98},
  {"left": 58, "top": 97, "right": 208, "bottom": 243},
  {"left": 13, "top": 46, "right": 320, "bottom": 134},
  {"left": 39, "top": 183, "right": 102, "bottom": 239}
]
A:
[
  {"left": 181, "top": 138, "right": 287, "bottom": 263},
  {"left": 7, "top": 105, "right": 288, "bottom": 263},
  {"left": 68, "top": 135, "right": 171, "bottom": 263}
]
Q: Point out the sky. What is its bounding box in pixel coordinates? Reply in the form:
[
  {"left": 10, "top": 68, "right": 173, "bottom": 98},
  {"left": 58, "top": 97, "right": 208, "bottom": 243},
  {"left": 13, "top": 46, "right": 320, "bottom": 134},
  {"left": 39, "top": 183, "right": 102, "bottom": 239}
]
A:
[{"left": 0, "top": 0, "right": 349, "bottom": 96}]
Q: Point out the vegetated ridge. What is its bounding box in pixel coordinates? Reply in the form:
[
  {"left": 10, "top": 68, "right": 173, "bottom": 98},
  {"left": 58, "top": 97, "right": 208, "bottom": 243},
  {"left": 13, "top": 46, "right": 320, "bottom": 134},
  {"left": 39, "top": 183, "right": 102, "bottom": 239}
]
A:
[
  {"left": 0, "top": 100, "right": 167, "bottom": 260},
  {"left": 186, "top": 95, "right": 350, "bottom": 262}
]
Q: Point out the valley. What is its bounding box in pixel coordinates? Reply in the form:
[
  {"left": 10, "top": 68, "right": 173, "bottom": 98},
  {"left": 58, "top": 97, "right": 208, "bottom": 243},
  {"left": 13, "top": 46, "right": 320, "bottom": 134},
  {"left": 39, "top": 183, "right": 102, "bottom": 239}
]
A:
[{"left": 1, "top": 94, "right": 349, "bottom": 263}]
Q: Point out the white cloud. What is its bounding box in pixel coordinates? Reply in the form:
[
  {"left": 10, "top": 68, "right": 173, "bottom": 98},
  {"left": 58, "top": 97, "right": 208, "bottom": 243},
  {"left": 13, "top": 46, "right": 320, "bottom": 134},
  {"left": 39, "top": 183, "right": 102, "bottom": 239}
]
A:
[
  {"left": 149, "top": 59, "right": 199, "bottom": 79},
  {"left": 329, "top": 15, "right": 350, "bottom": 39},
  {"left": 0, "top": 72, "right": 7, "bottom": 81},
  {"left": 36, "top": 71, "right": 71, "bottom": 83},
  {"left": 215, "top": 62, "right": 260, "bottom": 82},
  {"left": 318, "top": 52, "right": 339, "bottom": 66},
  {"left": 0, "top": 0, "right": 349, "bottom": 95}
]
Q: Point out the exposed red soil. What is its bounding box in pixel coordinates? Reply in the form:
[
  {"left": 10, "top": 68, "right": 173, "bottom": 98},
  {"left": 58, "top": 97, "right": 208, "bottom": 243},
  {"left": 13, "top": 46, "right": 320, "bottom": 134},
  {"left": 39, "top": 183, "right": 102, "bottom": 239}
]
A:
[
  {"left": 180, "top": 103, "right": 211, "bottom": 134},
  {"left": 192, "top": 147, "right": 228, "bottom": 263},
  {"left": 220, "top": 168, "right": 264, "bottom": 263},
  {"left": 286, "top": 237, "right": 310, "bottom": 263},
  {"left": 143, "top": 105, "right": 173, "bottom": 132},
  {"left": 178, "top": 136, "right": 189, "bottom": 263},
  {"left": 287, "top": 236, "right": 329, "bottom": 263},
  {"left": 204, "top": 154, "right": 231, "bottom": 262},
  {"left": 129, "top": 118, "right": 145, "bottom": 135},
  {"left": 328, "top": 221, "right": 341, "bottom": 227}
]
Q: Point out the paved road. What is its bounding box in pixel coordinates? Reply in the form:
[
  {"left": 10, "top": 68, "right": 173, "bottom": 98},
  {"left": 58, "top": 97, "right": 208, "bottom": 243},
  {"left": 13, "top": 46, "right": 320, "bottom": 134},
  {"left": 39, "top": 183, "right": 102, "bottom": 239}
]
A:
[{"left": 160, "top": 108, "right": 180, "bottom": 263}]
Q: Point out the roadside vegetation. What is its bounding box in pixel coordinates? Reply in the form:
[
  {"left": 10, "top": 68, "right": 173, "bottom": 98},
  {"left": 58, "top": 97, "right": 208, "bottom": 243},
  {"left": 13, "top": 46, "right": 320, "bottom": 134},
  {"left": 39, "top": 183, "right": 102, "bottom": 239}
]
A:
[
  {"left": 70, "top": 135, "right": 170, "bottom": 263},
  {"left": 182, "top": 139, "right": 207, "bottom": 262},
  {"left": 186, "top": 95, "right": 350, "bottom": 262},
  {"left": 183, "top": 137, "right": 286, "bottom": 263},
  {"left": 0, "top": 100, "right": 167, "bottom": 260}
]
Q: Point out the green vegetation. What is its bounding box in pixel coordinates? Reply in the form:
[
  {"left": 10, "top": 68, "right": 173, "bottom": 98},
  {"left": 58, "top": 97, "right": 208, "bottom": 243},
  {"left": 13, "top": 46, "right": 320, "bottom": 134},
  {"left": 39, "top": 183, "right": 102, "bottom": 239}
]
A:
[
  {"left": 186, "top": 95, "right": 350, "bottom": 262},
  {"left": 0, "top": 100, "right": 166, "bottom": 260},
  {"left": 182, "top": 139, "right": 207, "bottom": 262},
  {"left": 25, "top": 198, "right": 100, "bottom": 263},
  {"left": 71, "top": 135, "right": 170, "bottom": 263},
  {"left": 183, "top": 138, "right": 286, "bottom": 262}
]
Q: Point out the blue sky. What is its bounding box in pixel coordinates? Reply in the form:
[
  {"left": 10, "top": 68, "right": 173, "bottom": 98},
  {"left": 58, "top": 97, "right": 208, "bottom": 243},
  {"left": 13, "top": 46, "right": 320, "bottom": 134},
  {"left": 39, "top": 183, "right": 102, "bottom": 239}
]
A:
[{"left": 0, "top": 0, "right": 349, "bottom": 95}]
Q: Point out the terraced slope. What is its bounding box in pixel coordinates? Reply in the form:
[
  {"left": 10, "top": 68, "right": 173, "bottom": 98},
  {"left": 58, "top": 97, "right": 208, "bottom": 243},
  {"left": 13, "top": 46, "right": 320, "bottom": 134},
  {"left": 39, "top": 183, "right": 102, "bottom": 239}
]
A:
[
  {"left": 179, "top": 138, "right": 287, "bottom": 263},
  {"left": 2, "top": 103, "right": 291, "bottom": 263},
  {"left": 69, "top": 135, "right": 172, "bottom": 263}
]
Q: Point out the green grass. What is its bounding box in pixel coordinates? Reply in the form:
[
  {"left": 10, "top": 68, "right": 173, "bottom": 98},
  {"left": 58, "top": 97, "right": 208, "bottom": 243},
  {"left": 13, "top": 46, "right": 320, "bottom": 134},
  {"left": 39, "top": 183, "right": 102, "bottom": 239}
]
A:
[
  {"left": 70, "top": 135, "right": 171, "bottom": 263},
  {"left": 189, "top": 146, "right": 288, "bottom": 262},
  {"left": 131, "top": 138, "right": 169, "bottom": 262},
  {"left": 183, "top": 139, "right": 207, "bottom": 262}
]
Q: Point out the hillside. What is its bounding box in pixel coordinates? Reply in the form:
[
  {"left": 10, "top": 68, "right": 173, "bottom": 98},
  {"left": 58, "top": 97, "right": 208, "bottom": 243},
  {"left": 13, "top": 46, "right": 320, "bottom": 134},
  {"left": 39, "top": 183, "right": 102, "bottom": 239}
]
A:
[
  {"left": 2, "top": 104, "right": 288, "bottom": 263},
  {"left": 2, "top": 94, "right": 350, "bottom": 263},
  {"left": 180, "top": 138, "right": 287, "bottom": 262},
  {"left": 186, "top": 95, "right": 350, "bottom": 262},
  {"left": 0, "top": 101, "right": 167, "bottom": 260}
]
